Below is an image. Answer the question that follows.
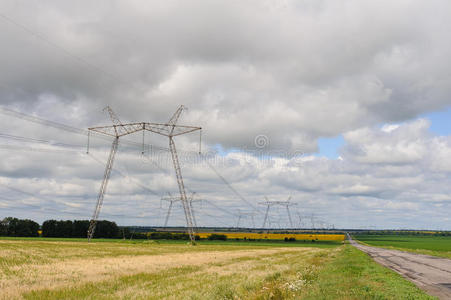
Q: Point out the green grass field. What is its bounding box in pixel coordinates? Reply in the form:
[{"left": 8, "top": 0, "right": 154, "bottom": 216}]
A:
[
  {"left": 0, "top": 238, "right": 433, "bottom": 299},
  {"left": 354, "top": 234, "right": 451, "bottom": 259},
  {"left": 0, "top": 236, "right": 341, "bottom": 248}
]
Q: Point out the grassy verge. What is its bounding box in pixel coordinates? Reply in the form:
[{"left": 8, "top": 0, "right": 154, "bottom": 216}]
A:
[
  {"left": 353, "top": 234, "right": 451, "bottom": 259},
  {"left": 296, "top": 245, "right": 435, "bottom": 299}
]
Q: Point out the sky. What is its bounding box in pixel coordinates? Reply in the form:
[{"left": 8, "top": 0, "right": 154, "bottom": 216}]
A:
[{"left": 0, "top": 0, "right": 450, "bottom": 230}]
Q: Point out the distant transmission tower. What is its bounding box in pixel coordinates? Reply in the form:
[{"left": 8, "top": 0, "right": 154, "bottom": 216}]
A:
[
  {"left": 296, "top": 211, "right": 303, "bottom": 229},
  {"left": 259, "top": 196, "right": 296, "bottom": 228},
  {"left": 86, "top": 105, "right": 201, "bottom": 243},
  {"left": 309, "top": 213, "right": 316, "bottom": 229},
  {"left": 161, "top": 192, "right": 202, "bottom": 228},
  {"left": 235, "top": 209, "right": 257, "bottom": 228}
]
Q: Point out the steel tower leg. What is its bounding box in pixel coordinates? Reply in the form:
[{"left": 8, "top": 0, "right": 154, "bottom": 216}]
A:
[
  {"left": 297, "top": 212, "right": 302, "bottom": 229},
  {"left": 164, "top": 201, "right": 173, "bottom": 228},
  {"left": 236, "top": 215, "right": 242, "bottom": 228},
  {"left": 262, "top": 205, "right": 270, "bottom": 228},
  {"left": 87, "top": 137, "right": 119, "bottom": 241},
  {"left": 190, "top": 200, "right": 198, "bottom": 229},
  {"left": 286, "top": 205, "right": 293, "bottom": 228},
  {"left": 169, "top": 137, "right": 196, "bottom": 243}
]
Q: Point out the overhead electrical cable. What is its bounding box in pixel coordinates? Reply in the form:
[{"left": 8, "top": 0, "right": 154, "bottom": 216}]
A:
[
  {"left": 0, "top": 12, "right": 120, "bottom": 84},
  {"left": 87, "top": 152, "right": 161, "bottom": 197},
  {"left": 200, "top": 154, "right": 261, "bottom": 213}
]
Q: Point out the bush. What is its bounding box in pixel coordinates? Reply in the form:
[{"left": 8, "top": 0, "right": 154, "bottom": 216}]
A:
[
  {"left": 150, "top": 232, "right": 173, "bottom": 239},
  {"left": 208, "top": 234, "right": 227, "bottom": 241},
  {"left": 149, "top": 232, "right": 194, "bottom": 240},
  {"left": 127, "top": 232, "right": 148, "bottom": 239}
]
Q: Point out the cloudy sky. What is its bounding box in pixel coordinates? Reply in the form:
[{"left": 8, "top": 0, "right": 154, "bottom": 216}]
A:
[{"left": 1, "top": 0, "right": 450, "bottom": 229}]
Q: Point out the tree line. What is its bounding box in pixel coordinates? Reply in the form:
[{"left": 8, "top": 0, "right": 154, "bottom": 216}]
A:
[
  {"left": 42, "top": 220, "right": 119, "bottom": 238},
  {"left": 0, "top": 217, "right": 39, "bottom": 237},
  {"left": 0, "top": 217, "right": 119, "bottom": 238}
]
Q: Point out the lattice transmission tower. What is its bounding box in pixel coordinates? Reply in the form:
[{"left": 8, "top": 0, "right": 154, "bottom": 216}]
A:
[
  {"left": 86, "top": 105, "right": 201, "bottom": 243},
  {"left": 259, "top": 196, "right": 297, "bottom": 228},
  {"left": 235, "top": 209, "right": 257, "bottom": 228},
  {"left": 161, "top": 192, "right": 203, "bottom": 228}
]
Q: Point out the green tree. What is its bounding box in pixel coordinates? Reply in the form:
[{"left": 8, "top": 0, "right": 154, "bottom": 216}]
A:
[
  {"left": 1, "top": 217, "right": 39, "bottom": 237},
  {"left": 42, "top": 220, "right": 58, "bottom": 237},
  {"left": 73, "top": 220, "right": 89, "bottom": 238}
]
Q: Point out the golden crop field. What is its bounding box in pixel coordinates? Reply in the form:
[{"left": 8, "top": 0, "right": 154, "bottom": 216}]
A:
[
  {"left": 0, "top": 238, "right": 336, "bottom": 299},
  {"left": 0, "top": 238, "right": 431, "bottom": 299},
  {"left": 197, "top": 232, "right": 345, "bottom": 241}
]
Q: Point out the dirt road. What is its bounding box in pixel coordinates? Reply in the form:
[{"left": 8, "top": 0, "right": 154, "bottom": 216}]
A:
[{"left": 349, "top": 235, "right": 451, "bottom": 299}]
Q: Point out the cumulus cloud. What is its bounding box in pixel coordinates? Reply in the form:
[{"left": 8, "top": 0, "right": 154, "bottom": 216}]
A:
[
  {"left": 1, "top": 0, "right": 451, "bottom": 149},
  {"left": 0, "top": 1, "right": 451, "bottom": 229}
]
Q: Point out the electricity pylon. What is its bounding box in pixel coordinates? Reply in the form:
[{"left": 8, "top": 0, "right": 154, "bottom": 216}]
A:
[
  {"left": 143, "top": 105, "right": 201, "bottom": 243},
  {"left": 86, "top": 105, "right": 201, "bottom": 243},
  {"left": 161, "top": 192, "right": 202, "bottom": 228},
  {"left": 309, "top": 213, "right": 316, "bottom": 229},
  {"left": 259, "top": 196, "right": 296, "bottom": 228},
  {"left": 235, "top": 209, "right": 257, "bottom": 228},
  {"left": 296, "top": 211, "right": 303, "bottom": 229},
  {"left": 87, "top": 106, "right": 137, "bottom": 241}
]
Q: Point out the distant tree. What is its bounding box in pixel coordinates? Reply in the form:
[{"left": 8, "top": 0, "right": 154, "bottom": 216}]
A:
[
  {"left": 42, "top": 220, "right": 58, "bottom": 237},
  {"left": 0, "top": 217, "right": 39, "bottom": 237},
  {"left": 94, "top": 220, "right": 119, "bottom": 238},
  {"left": 60, "top": 220, "right": 73, "bottom": 237},
  {"left": 120, "top": 227, "right": 131, "bottom": 239},
  {"left": 208, "top": 234, "right": 227, "bottom": 241},
  {"left": 72, "top": 220, "right": 90, "bottom": 238},
  {"left": 0, "top": 218, "right": 7, "bottom": 236},
  {"left": 150, "top": 232, "right": 173, "bottom": 240}
]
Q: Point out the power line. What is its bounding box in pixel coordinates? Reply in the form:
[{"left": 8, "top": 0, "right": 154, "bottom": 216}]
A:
[
  {"left": 0, "top": 132, "right": 84, "bottom": 149},
  {"left": 201, "top": 155, "right": 260, "bottom": 213},
  {"left": 0, "top": 12, "right": 120, "bottom": 84},
  {"left": 87, "top": 152, "right": 161, "bottom": 197},
  {"left": 204, "top": 200, "right": 239, "bottom": 217},
  {"left": 0, "top": 106, "right": 202, "bottom": 155},
  {"left": 0, "top": 183, "right": 77, "bottom": 206},
  {"left": 0, "top": 144, "right": 79, "bottom": 154}
]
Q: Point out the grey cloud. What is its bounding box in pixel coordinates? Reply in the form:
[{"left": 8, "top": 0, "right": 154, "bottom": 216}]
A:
[
  {"left": 1, "top": 1, "right": 451, "bottom": 229},
  {"left": 1, "top": 1, "right": 451, "bottom": 151}
]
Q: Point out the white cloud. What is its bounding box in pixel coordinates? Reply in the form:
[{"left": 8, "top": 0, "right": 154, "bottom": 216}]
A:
[{"left": 0, "top": 1, "right": 451, "bottom": 229}]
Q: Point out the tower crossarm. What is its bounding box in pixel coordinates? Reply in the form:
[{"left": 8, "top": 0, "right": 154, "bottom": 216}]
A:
[
  {"left": 88, "top": 122, "right": 200, "bottom": 138},
  {"left": 89, "top": 123, "right": 145, "bottom": 137},
  {"left": 258, "top": 201, "right": 296, "bottom": 206},
  {"left": 144, "top": 123, "right": 201, "bottom": 137}
]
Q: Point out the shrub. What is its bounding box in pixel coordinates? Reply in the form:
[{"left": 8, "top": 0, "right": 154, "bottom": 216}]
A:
[{"left": 208, "top": 234, "right": 227, "bottom": 241}]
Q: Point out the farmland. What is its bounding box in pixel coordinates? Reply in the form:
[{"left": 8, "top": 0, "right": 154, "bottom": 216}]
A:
[
  {"left": 196, "top": 232, "right": 345, "bottom": 241},
  {"left": 0, "top": 238, "right": 432, "bottom": 299},
  {"left": 354, "top": 234, "right": 451, "bottom": 259}
]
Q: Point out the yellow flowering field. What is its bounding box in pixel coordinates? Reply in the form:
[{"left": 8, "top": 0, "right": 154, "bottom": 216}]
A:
[{"left": 197, "top": 232, "right": 345, "bottom": 241}]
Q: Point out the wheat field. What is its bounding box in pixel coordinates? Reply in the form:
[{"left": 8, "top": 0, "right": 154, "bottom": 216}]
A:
[
  {"left": 0, "top": 238, "right": 432, "bottom": 299},
  {"left": 0, "top": 239, "right": 336, "bottom": 299}
]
